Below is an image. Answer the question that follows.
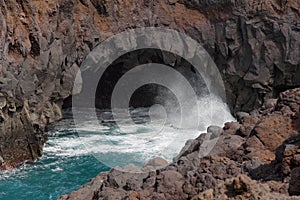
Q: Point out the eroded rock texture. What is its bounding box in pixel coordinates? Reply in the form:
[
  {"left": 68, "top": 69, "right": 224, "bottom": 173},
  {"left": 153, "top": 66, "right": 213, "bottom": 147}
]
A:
[
  {"left": 60, "top": 87, "right": 300, "bottom": 199},
  {"left": 0, "top": 0, "right": 299, "bottom": 168}
]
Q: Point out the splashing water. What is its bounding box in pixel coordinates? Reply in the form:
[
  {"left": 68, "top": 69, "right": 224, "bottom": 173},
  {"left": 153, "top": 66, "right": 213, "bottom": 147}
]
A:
[
  {"left": 0, "top": 27, "right": 236, "bottom": 199},
  {"left": 0, "top": 95, "right": 234, "bottom": 199}
]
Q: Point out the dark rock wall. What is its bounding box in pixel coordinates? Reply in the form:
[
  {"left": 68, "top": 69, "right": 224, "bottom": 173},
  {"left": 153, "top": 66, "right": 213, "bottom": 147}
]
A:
[{"left": 0, "top": 0, "right": 299, "bottom": 167}]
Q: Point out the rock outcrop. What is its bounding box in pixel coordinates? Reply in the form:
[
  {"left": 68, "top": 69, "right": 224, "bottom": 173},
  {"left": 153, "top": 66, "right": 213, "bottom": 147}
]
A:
[
  {"left": 60, "top": 87, "right": 300, "bottom": 199},
  {"left": 194, "top": 175, "right": 299, "bottom": 200},
  {"left": 0, "top": 0, "right": 299, "bottom": 171}
]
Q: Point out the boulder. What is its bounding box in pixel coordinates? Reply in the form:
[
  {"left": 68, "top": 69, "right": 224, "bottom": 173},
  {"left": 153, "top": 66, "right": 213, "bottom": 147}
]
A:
[
  {"left": 108, "top": 165, "right": 149, "bottom": 190},
  {"left": 156, "top": 170, "right": 187, "bottom": 199},
  {"left": 244, "top": 114, "right": 298, "bottom": 163},
  {"left": 207, "top": 126, "right": 223, "bottom": 139},
  {"left": 235, "top": 112, "right": 249, "bottom": 122},
  {"left": 264, "top": 98, "right": 278, "bottom": 110},
  {"left": 143, "top": 157, "right": 168, "bottom": 169},
  {"left": 223, "top": 122, "right": 240, "bottom": 135}
]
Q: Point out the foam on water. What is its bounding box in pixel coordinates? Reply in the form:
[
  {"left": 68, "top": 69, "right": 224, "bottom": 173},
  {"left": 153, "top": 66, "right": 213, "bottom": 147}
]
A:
[
  {"left": 56, "top": 94, "right": 235, "bottom": 166},
  {"left": 0, "top": 94, "right": 234, "bottom": 199}
]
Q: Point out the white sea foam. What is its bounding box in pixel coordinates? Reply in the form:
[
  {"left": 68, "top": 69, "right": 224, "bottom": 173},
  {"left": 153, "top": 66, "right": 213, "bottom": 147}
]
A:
[{"left": 45, "top": 94, "right": 234, "bottom": 167}]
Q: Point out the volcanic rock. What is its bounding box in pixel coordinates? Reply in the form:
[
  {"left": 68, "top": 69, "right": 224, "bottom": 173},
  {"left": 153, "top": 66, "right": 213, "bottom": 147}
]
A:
[
  {"left": 60, "top": 87, "right": 300, "bottom": 199},
  {"left": 143, "top": 157, "right": 168, "bottom": 169},
  {"left": 193, "top": 175, "right": 300, "bottom": 200},
  {"left": 0, "top": 0, "right": 299, "bottom": 168}
]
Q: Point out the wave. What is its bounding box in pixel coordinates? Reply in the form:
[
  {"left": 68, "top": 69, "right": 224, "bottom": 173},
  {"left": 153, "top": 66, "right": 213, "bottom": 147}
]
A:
[{"left": 46, "top": 94, "right": 234, "bottom": 167}]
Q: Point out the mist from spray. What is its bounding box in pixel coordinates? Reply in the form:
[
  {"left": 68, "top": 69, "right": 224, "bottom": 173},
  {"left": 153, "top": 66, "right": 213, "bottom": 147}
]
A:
[{"left": 153, "top": 64, "right": 235, "bottom": 133}]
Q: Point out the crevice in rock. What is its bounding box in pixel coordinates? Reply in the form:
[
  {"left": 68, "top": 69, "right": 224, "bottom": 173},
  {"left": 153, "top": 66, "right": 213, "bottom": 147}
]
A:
[{"left": 29, "top": 33, "right": 40, "bottom": 57}]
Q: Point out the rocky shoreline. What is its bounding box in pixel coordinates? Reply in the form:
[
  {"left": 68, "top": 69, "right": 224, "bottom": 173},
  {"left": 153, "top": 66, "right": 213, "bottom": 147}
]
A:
[
  {"left": 0, "top": 0, "right": 299, "bottom": 170},
  {"left": 60, "top": 88, "right": 300, "bottom": 200}
]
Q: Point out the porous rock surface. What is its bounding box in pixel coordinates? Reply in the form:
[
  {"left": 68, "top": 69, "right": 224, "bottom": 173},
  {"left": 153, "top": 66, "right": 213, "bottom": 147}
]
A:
[{"left": 0, "top": 0, "right": 299, "bottom": 173}]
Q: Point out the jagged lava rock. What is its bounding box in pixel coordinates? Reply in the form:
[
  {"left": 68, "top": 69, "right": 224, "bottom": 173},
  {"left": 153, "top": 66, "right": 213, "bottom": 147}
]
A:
[
  {"left": 60, "top": 87, "right": 300, "bottom": 199},
  {"left": 0, "top": 0, "right": 299, "bottom": 168}
]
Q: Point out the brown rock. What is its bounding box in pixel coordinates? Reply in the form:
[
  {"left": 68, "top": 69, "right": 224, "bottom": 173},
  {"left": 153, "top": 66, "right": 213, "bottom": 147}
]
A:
[
  {"left": 277, "top": 88, "right": 300, "bottom": 117},
  {"left": 223, "top": 122, "right": 240, "bottom": 135},
  {"left": 208, "top": 135, "right": 245, "bottom": 161},
  {"left": 107, "top": 165, "right": 149, "bottom": 190},
  {"left": 143, "top": 157, "right": 168, "bottom": 169},
  {"left": 193, "top": 175, "right": 299, "bottom": 200},
  {"left": 59, "top": 172, "right": 108, "bottom": 200},
  {"left": 245, "top": 114, "right": 298, "bottom": 163},
  {"left": 1, "top": 0, "right": 300, "bottom": 169},
  {"left": 237, "top": 115, "right": 260, "bottom": 138},
  {"left": 264, "top": 98, "right": 278, "bottom": 110},
  {"left": 156, "top": 170, "right": 187, "bottom": 199}
]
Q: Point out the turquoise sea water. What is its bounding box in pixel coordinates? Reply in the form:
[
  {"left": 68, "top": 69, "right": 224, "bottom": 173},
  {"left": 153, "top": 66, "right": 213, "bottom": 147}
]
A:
[
  {"left": 0, "top": 108, "right": 172, "bottom": 200},
  {"left": 0, "top": 98, "right": 234, "bottom": 200},
  {"left": 0, "top": 108, "right": 154, "bottom": 200},
  {"left": 0, "top": 131, "right": 110, "bottom": 200}
]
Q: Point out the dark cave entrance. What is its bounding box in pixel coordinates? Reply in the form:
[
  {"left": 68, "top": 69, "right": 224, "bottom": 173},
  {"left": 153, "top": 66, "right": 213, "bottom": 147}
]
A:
[{"left": 62, "top": 48, "right": 209, "bottom": 112}]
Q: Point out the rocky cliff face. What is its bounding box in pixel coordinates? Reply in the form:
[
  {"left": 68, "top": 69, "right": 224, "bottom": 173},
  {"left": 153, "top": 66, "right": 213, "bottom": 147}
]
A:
[{"left": 0, "top": 0, "right": 299, "bottom": 169}]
